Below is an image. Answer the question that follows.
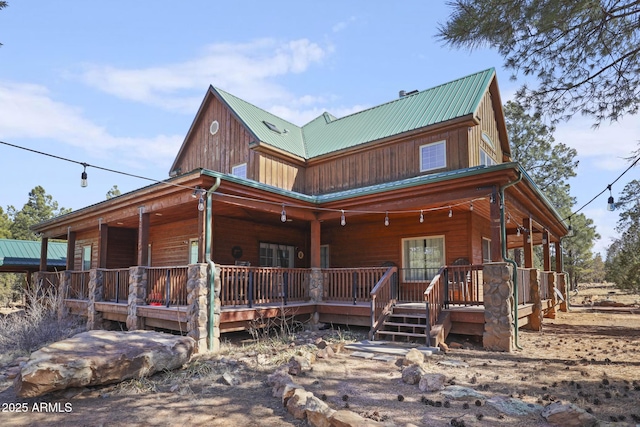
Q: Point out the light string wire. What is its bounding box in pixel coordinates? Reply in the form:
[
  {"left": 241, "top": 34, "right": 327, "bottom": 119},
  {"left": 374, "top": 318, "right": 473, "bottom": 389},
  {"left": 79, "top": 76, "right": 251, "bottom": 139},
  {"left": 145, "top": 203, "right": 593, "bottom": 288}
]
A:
[{"left": 0, "top": 139, "right": 488, "bottom": 218}]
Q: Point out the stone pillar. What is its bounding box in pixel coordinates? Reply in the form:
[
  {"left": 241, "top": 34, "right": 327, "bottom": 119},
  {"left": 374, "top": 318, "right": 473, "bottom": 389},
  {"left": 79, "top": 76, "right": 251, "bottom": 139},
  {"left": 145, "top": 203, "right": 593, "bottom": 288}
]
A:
[
  {"left": 544, "top": 273, "right": 557, "bottom": 319},
  {"left": 58, "top": 270, "right": 71, "bottom": 321},
  {"left": 527, "top": 269, "right": 542, "bottom": 331},
  {"left": 482, "top": 263, "right": 514, "bottom": 352},
  {"left": 557, "top": 273, "right": 568, "bottom": 312},
  {"left": 87, "top": 269, "right": 104, "bottom": 330},
  {"left": 308, "top": 268, "right": 324, "bottom": 330},
  {"left": 127, "top": 266, "right": 147, "bottom": 330},
  {"left": 186, "top": 263, "right": 210, "bottom": 353}
]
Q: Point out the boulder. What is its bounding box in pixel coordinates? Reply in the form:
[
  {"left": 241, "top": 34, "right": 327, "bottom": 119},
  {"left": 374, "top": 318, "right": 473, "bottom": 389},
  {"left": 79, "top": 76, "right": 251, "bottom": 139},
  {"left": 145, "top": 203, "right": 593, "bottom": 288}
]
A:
[
  {"left": 402, "top": 364, "right": 427, "bottom": 385},
  {"left": 419, "top": 373, "right": 447, "bottom": 392},
  {"left": 403, "top": 348, "right": 425, "bottom": 366},
  {"left": 541, "top": 401, "right": 598, "bottom": 427},
  {"left": 15, "top": 330, "right": 195, "bottom": 398},
  {"left": 329, "top": 409, "right": 385, "bottom": 427}
]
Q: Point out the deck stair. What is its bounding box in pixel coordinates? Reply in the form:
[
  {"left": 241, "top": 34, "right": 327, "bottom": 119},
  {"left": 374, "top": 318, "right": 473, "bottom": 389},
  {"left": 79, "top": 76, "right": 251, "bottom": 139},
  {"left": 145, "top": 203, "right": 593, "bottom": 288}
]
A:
[{"left": 375, "top": 304, "right": 451, "bottom": 346}]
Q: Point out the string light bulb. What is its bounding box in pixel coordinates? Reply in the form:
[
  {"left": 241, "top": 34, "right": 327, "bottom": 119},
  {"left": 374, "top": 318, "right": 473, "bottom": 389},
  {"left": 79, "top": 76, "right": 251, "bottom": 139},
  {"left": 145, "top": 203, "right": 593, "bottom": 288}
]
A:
[
  {"left": 448, "top": 207, "right": 452, "bottom": 218},
  {"left": 419, "top": 210, "right": 424, "bottom": 223},
  {"left": 80, "top": 164, "right": 88, "bottom": 188},
  {"left": 607, "top": 185, "right": 616, "bottom": 211},
  {"left": 384, "top": 211, "right": 389, "bottom": 227},
  {"left": 340, "top": 210, "right": 346, "bottom": 226},
  {"left": 281, "top": 204, "right": 287, "bottom": 222},
  {"left": 197, "top": 195, "right": 205, "bottom": 212},
  {"left": 567, "top": 217, "right": 574, "bottom": 237},
  {"left": 469, "top": 202, "right": 474, "bottom": 212},
  {"left": 516, "top": 228, "right": 521, "bottom": 237}
]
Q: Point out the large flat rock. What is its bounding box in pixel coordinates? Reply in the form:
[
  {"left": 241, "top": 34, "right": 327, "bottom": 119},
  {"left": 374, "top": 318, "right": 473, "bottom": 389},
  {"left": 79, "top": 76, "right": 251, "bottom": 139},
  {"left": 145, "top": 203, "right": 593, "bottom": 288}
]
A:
[{"left": 15, "top": 330, "right": 195, "bottom": 398}]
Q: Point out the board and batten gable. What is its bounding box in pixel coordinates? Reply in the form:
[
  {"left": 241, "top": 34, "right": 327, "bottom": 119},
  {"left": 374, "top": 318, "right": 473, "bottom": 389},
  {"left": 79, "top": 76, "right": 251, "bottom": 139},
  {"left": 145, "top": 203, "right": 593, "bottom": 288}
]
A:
[
  {"left": 304, "top": 125, "right": 471, "bottom": 195},
  {"left": 170, "top": 89, "right": 306, "bottom": 192}
]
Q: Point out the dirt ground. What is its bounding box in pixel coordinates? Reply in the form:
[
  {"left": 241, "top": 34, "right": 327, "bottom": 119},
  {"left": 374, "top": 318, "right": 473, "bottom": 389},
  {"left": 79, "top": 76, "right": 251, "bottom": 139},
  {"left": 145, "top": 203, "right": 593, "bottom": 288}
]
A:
[{"left": 1, "top": 282, "right": 639, "bottom": 427}]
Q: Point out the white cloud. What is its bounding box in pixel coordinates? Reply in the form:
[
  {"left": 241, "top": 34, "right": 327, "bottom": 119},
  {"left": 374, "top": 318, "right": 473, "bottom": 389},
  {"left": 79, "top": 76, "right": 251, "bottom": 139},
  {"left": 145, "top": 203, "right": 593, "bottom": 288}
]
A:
[
  {"left": 332, "top": 17, "right": 357, "bottom": 33},
  {"left": 0, "top": 81, "right": 182, "bottom": 168},
  {"left": 78, "top": 38, "right": 331, "bottom": 113}
]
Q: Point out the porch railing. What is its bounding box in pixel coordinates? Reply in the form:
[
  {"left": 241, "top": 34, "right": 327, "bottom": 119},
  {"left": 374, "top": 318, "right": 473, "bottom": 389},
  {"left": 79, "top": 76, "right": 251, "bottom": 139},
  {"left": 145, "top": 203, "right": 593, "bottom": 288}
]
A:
[
  {"left": 323, "top": 267, "right": 388, "bottom": 304},
  {"left": 101, "top": 268, "right": 130, "bottom": 303},
  {"left": 67, "top": 271, "right": 90, "bottom": 300},
  {"left": 37, "top": 271, "right": 61, "bottom": 291},
  {"left": 146, "top": 266, "right": 189, "bottom": 307},
  {"left": 369, "top": 267, "right": 398, "bottom": 338},
  {"left": 218, "top": 266, "right": 311, "bottom": 307},
  {"left": 424, "top": 266, "right": 447, "bottom": 346},
  {"left": 539, "top": 271, "right": 551, "bottom": 300},
  {"left": 445, "top": 265, "right": 484, "bottom": 306},
  {"left": 516, "top": 268, "right": 532, "bottom": 305},
  {"left": 397, "top": 268, "right": 440, "bottom": 302}
]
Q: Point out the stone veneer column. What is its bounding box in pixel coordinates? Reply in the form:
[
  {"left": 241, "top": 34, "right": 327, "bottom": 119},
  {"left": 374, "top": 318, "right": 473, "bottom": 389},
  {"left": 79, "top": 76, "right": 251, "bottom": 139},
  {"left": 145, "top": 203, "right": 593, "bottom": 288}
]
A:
[
  {"left": 127, "top": 266, "right": 147, "bottom": 331},
  {"left": 527, "top": 269, "right": 543, "bottom": 331},
  {"left": 308, "top": 268, "right": 324, "bottom": 329},
  {"left": 186, "top": 263, "right": 210, "bottom": 353},
  {"left": 482, "top": 263, "right": 515, "bottom": 352},
  {"left": 558, "top": 273, "right": 568, "bottom": 312},
  {"left": 87, "top": 269, "right": 104, "bottom": 330},
  {"left": 58, "top": 271, "right": 71, "bottom": 321},
  {"left": 544, "top": 273, "right": 557, "bottom": 319}
]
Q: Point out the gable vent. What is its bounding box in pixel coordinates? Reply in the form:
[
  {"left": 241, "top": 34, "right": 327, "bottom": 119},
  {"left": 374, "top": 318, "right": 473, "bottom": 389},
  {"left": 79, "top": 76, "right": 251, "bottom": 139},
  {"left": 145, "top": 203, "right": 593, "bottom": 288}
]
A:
[{"left": 209, "top": 120, "right": 219, "bottom": 135}]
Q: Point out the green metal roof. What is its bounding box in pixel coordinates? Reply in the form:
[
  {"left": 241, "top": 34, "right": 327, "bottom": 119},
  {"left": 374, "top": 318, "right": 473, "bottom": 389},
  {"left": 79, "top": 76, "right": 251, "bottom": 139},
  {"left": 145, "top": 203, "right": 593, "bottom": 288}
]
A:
[
  {"left": 0, "top": 239, "right": 67, "bottom": 268},
  {"left": 213, "top": 68, "right": 495, "bottom": 159}
]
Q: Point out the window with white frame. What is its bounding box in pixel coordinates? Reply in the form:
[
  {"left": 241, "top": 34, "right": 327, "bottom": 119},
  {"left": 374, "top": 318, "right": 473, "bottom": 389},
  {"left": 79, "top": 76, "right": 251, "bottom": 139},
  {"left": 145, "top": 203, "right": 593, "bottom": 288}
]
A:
[
  {"left": 259, "top": 242, "right": 295, "bottom": 268},
  {"left": 232, "top": 163, "right": 247, "bottom": 179},
  {"left": 82, "top": 245, "right": 92, "bottom": 271},
  {"left": 402, "top": 236, "right": 445, "bottom": 281},
  {"left": 189, "top": 239, "right": 199, "bottom": 264},
  {"left": 481, "top": 132, "right": 495, "bottom": 148},
  {"left": 480, "top": 148, "right": 496, "bottom": 167},
  {"left": 419, "top": 141, "right": 446, "bottom": 172},
  {"left": 482, "top": 238, "right": 491, "bottom": 263}
]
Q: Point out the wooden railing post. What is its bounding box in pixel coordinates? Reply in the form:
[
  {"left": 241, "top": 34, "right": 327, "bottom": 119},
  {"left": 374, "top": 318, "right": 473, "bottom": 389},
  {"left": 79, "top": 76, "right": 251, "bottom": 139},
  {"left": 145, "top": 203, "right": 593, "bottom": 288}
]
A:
[
  {"left": 248, "top": 270, "right": 254, "bottom": 308},
  {"left": 443, "top": 268, "right": 450, "bottom": 309},
  {"left": 164, "top": 269, "right": 171, "bottom": 308},
  {"left": 352, "top": 272, "right": 358, "bottom": 305},
  {"left": 283, "top": 271, "right": 288, "bottom": 306},
  {"left": 115, "top": 270, "right": 120, "bottom": 304}
]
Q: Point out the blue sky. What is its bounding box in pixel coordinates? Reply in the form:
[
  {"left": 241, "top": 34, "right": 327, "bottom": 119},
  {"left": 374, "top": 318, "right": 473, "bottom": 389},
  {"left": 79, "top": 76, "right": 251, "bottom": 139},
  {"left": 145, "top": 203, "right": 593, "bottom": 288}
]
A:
[{"left": 0, "top": 1, "right": 638, "bottom": 256}]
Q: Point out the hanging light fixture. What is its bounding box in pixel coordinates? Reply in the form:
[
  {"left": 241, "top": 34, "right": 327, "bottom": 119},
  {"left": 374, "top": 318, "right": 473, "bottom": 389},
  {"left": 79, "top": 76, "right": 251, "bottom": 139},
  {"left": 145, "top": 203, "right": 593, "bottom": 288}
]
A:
[
  {"left": 419, "top": 210, "right": 424, "bottom": 223},
  {"left": 448, "top": 207, "right": 452, "bottom": 218},
  {"left": 340, "top": 209, "right": 346, "bottom": 226},
  {"left": 384, "top": 211, "right": 389, "bottom": 226},
  {"left": 469, "top": 202, "right": 474, "bottom": 212},
  {"left": 567, "top": 217, "right": 574, "bottom": 237},
  {"left": 80, "top": 163, "right": 88, "bottom": 188},
  {"left": 197, "top": 194, "right": 205, "bottom": 212},
  {"left": 542, "top": 230, "right": 547, "bottom": 245},
  {"left": 281, "top": 204, "right": 287, "bottom": 222},
  {"left": 526, "top": 230, "right": 531, "bottom": 243},
  {"left": 607, "top": 185, "right": 616, "bottom": 211},
  {"left": 192, "top": 186, "right": 201, "bottom": 198},
  {"left": 516, "top": 227, "right": 521, "bottom": 237}
]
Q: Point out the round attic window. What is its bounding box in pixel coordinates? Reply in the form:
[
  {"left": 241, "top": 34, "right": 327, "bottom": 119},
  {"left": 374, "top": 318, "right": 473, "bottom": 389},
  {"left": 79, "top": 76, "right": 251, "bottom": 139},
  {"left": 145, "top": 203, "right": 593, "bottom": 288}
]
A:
[{"left": 209, "top": 120, "right": 219, "bottom": 135}]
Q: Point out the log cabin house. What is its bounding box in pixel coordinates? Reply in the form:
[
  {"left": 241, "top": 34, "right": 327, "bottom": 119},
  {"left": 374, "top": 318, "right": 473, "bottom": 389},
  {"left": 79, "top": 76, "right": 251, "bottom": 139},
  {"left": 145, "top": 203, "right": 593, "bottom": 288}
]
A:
[{"left": 32, "top": 68, "right": 568, "bottom": 351}]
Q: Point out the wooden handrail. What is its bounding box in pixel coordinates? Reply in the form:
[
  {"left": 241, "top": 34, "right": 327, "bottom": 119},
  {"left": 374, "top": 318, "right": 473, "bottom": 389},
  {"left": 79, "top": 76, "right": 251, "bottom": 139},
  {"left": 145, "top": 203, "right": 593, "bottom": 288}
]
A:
[
  {"left": 369, "top": 266, "right": 397, "bottom": 338},
  {"left": 423, "top": 266, "right": 447, "bottom": 344}
]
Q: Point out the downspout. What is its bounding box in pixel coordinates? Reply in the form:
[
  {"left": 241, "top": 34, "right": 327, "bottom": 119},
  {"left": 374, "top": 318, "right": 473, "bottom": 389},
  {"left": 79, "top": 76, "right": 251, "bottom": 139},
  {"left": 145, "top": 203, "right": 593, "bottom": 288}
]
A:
[
  {"left": 499, "top": 171, "right": 523, "bottom": 350},
  {"left": 205, "top": 177, "right": 221, "bottom": 352}
]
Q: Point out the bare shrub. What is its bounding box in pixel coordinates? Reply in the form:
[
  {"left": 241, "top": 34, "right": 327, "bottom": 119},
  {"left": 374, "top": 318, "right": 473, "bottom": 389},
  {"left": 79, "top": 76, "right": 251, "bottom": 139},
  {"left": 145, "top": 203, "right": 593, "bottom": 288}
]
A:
[{"left": 0, "top": 283, "right": 85, "bottom": 356}]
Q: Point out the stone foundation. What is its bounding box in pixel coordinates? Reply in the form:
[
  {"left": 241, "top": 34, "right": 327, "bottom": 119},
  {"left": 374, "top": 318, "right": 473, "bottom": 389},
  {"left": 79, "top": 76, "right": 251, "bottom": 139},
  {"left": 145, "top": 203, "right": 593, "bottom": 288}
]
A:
[
  {"left": 544, "top": 273, "right": 557, "bottom": 319},
  {"left": 557, "top": 273, "right": 568, "bottom": 312},
  {"left": 186, "top": 263, "right": 213, "bottom": 353},
  {"left": 527, "top": 269, "right": 543, "bottom": 331},
  {"left": 482, "top": 263, "right": 514, "bottom": 352}
]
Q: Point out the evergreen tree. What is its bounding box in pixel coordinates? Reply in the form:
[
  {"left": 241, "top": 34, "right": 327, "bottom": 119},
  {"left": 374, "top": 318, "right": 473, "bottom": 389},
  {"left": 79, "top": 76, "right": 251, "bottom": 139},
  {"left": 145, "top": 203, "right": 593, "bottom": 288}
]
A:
[
  {"left": 8, "top": 186, "right": 71, "bottom": 240},
  {"left": 438, "top": 1, "right": 640, "bottom": 124},
  {"left": 106, "top": 185, "right": 121, "bottom": 200},
  {"left": 0, "top": 207, "right": 11, "bottom": 239}
]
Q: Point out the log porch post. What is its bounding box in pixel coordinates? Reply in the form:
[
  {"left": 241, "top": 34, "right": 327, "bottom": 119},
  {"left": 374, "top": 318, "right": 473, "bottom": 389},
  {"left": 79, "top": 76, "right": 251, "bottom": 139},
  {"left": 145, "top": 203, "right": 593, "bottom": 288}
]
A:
[
  {"left": 542, "top": 230, "right": 551, "bottom": 272},
  {"left": 490, "top": 190, "right": 502, "bottom": 262},
  {"left": 66, "top": 228, "right": 76, "bottom": 271},
  {"left": 523, "top": 218, "right": 534, "bottom": 268},
  {"left": 39, "top": 237, "right": 49, "bottom": 272},
  {"left": 98, "top": 220, "right": 108, "bottom": 269},
  {"left": 137, "top": 207, "right": 150, "bottom": 266},
  {"left": 197, "top": 206, "right": 206, "bottom": 263},
  {"left": 554, "top": 241, "right": 562, "bottom": 272},
  {"left": 310, "top": 219, "right": 321, "bottom": 268}
]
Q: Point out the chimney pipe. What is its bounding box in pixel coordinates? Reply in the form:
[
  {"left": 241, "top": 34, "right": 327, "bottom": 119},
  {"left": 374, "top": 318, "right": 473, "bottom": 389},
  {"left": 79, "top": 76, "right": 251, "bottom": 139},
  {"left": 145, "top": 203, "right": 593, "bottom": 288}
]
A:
[{"left": 399, "top": 90, "right": 407, "bottom": 98}]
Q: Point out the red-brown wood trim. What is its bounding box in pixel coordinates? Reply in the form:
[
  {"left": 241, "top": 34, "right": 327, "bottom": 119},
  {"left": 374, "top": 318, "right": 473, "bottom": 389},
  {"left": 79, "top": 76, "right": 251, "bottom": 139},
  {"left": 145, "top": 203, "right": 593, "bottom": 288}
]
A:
[
  {"left": 555, "top": 241, "right": 563, "bottom": 273},
  {"left": 543, "top": 230, "right": 551, "bottom": 271}
]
